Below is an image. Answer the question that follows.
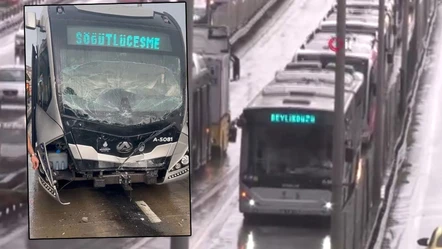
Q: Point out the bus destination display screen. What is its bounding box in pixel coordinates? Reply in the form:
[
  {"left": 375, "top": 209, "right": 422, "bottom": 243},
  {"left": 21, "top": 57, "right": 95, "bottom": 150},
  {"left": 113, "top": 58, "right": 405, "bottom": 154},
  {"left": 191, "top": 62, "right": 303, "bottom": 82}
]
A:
[
  {"left": 244, "top": 109, "right": 331, "bottom": 126},
  {"left": 270, "top": 113, "right": 316, "bottom": 124},
  {"left": 67, "top": 26, "right": 173, "bottom": 52}
]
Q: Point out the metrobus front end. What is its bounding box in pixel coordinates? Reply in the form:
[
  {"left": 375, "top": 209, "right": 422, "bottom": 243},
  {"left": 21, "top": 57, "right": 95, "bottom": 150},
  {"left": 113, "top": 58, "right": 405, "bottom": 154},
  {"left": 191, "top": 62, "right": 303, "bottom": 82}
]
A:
[
  {"left": 237, "top": 109, "right": 334, "bottom": 219},
  {"left": 26, "top": 4, "right": 189, "bottom": 205}
]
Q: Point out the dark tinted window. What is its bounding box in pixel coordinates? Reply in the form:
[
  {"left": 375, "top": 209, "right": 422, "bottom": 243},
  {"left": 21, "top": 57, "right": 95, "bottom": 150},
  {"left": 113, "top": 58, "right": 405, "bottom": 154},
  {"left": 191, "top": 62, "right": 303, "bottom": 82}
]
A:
[{"left": 0, "top": 69, "right": 25, "bottom": 82}]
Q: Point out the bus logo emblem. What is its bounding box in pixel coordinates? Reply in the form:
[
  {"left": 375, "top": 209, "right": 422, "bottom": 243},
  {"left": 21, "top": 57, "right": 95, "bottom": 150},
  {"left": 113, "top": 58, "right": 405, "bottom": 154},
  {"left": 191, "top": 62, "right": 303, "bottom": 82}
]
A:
[{"left": 116, "top": 141, "right": 133, "bottom": 153}]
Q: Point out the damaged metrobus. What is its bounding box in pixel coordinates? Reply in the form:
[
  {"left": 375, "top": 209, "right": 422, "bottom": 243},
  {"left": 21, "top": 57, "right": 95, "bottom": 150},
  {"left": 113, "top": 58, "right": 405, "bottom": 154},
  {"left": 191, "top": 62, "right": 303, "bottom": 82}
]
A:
[{"left": 25, "top": 4, "right": 189, "bottom": 205}]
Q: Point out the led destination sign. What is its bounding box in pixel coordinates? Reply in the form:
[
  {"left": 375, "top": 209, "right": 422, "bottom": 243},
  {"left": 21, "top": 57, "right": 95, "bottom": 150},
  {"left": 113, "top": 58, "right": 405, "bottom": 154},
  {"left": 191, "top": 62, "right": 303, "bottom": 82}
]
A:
[
  {"left": 67, "top": 26, "right": 172, "bottom": 52},
  {"left": 270, "top": 113, "right": 316, "bottom": 124}
]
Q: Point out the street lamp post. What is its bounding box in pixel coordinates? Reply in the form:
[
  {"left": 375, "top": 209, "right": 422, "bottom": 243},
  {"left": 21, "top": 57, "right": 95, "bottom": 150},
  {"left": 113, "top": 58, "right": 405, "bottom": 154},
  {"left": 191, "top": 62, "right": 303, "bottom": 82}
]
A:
[{"left": 331, "top": 0, "right": 346, "bottom": 247}]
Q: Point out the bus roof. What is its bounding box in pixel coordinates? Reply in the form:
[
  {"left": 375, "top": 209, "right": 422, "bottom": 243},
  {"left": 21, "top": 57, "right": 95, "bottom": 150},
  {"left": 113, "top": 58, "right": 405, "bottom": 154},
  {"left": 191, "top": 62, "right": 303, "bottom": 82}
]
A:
[
  {"left": 319, "top": 20, "right": 378, "bottom": 34},
  {"left": 326, "top": 13, "right": 378, "bottom": 24},
  {"left": 346, "top": 0, "right": 394, "bottom": 8},
  {"left": 272, "top": 66, "right": 364, "bottom": 94},
  {"left": 245, "top": 81, "right": 354, "bottom": 113},
  {"left": 305, "top": 30, "right": 376, "bottom": 45},
  {"left": 300, "top": 39, "right": 374, "bottom": 58}
]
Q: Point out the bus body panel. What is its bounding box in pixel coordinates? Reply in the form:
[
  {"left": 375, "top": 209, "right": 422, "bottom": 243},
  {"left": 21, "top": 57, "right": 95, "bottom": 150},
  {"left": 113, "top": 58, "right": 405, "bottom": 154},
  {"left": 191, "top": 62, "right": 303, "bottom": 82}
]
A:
[
  {"left": 237, "top": 67, "right": 363, "bottom": 218},
  {"left": 239, "top": 183, "right": 332, "bottom": 216}
]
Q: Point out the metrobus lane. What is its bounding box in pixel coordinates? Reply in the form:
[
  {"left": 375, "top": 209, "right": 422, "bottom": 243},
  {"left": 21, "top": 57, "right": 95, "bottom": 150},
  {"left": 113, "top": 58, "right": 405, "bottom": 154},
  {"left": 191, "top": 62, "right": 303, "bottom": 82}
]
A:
[{"left": 128, "top": 0, "right": 344, "bottom": 248}]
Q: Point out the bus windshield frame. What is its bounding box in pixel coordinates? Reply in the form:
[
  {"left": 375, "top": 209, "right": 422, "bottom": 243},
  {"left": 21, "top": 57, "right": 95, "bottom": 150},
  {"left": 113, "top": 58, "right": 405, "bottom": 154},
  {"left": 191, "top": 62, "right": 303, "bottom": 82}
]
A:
[
  {"left": 244, "top": 118, "right": 334, "bottom": 189},
  {"left": 49, "top": 18, "right": 186, "bottom": 127}
]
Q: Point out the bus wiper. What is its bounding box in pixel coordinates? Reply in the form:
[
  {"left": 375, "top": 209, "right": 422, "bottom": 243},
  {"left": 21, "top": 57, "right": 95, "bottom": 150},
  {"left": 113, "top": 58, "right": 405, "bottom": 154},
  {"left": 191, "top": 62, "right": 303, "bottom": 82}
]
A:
[
  {"left": 63, "top": 104, "right": 89, "bottom": 119},
  {"left": 117, "top": 121, "right": 177, "bottom": 169},
  {"left": 162, "top": 108, "right": 181, "bottom": 121}
]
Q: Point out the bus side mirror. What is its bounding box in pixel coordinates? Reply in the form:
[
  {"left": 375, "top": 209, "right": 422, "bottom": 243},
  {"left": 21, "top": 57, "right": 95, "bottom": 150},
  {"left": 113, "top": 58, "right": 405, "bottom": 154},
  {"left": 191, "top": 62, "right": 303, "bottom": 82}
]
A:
[
  {"left": 387, "top": 52, "right": 394, "bottom": 64},
  {"left": 230, "top": 54, "right": 240, "bottom": 81},
  {"left": 345, "top": 148, "right": 354, "bottom": 163},
  {"left": 25, "top": 12, "right": 37, "bottom": 30},
  {"left": 417, "top": 238, "right": 429, "bottom": 246},
  {"left": 236, "top": 115, "right": 246, "bottom": 128},
  {"left": 228, "top": 123, "right": 237, "bottom": 143}
]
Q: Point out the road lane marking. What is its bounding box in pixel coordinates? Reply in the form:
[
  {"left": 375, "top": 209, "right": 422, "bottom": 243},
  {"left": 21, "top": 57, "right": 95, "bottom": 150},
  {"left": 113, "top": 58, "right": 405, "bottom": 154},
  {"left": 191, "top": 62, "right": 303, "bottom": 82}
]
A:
[{"left": 135, "top": 201, "right": 161, "bottom": 223}]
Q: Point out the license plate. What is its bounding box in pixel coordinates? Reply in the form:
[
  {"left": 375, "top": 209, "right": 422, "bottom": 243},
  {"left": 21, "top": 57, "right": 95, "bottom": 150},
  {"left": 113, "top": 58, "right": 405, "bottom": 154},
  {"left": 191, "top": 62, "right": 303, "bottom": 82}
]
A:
[
  {"left": 124, "top": 161, "right": 149, "bottom": 167},
  {"left": 280, "top": 209, "right": 304, "bottom": 215}
]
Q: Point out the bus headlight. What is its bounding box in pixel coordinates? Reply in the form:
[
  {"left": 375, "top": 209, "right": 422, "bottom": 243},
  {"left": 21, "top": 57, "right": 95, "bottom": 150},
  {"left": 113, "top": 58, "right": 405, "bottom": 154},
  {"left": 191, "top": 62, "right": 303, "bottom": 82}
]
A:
[
  {"left": 170, "top": 153, "right": 189, "bottom": 172},
  {"left": 181, "top": 155, "right": 189, "bottom": 165},
  {"left": 249, "top": 199, "right": 255, "bottom": 206},
  {"left": 323, "top": 202, "right": 332, "bottom": 210},
  {"left": 170, "top": 162, "right": 182, "bottom": 171}
]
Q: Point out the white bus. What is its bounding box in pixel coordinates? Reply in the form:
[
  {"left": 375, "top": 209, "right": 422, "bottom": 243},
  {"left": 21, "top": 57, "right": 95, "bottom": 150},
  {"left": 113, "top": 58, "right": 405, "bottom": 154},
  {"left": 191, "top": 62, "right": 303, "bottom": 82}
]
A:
[
  {"left": 25, "top": 4, "right": 189, "bottom": 205},
  {"left": 232, "top": 62, "right": 364, "bottom": 220}
]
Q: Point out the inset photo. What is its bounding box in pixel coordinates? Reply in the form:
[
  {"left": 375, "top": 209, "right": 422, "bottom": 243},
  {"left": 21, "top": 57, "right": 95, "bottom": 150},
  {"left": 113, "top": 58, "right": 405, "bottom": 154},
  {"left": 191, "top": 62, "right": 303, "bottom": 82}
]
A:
[{"left": 24, "top": 2, "right": 190, "bottom": 240}]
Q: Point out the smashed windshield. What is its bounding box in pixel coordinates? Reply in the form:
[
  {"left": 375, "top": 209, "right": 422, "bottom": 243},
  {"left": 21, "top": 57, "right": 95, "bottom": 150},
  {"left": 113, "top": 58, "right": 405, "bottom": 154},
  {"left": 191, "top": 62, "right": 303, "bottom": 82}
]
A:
[
  {"left": 59, "top": 49, "right": 183, "bottom": 126},
  {"left": 248, "top": 125, "right": 332, "bottom": 178}
]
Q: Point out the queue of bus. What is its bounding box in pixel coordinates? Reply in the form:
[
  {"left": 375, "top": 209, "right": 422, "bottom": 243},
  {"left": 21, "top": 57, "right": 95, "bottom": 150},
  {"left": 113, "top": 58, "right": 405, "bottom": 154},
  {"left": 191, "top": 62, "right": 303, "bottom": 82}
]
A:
[{"left": 232, "top": 0, "right": 400, "bottom": 220}]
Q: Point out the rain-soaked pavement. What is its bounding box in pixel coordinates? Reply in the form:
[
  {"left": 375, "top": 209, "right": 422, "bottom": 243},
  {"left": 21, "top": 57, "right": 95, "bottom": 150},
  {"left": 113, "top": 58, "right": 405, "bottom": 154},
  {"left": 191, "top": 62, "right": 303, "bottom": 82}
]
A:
[
  {"left": 380, "top": 3, "right": 442, "bottom": 249},
  {"left": 28, "top": 166, "right": 191, "bottom": 238}
]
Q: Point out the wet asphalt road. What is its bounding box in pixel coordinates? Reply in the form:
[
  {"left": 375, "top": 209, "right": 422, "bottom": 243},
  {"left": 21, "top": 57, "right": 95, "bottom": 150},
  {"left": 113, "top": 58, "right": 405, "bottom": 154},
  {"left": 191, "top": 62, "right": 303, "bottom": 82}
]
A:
[
  {"left": 380, "top": 3, "right": 442, "bottom": 249},
  {"left": 28, "top": 166, "right": 191, "bottom": 239}
]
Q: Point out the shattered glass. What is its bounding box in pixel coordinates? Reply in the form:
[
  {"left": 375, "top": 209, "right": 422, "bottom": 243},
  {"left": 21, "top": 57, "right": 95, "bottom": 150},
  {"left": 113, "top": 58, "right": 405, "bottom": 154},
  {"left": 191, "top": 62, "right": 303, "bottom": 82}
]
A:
[{"left": 58, "top": 49, "right": 183, "bottom": 126}]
